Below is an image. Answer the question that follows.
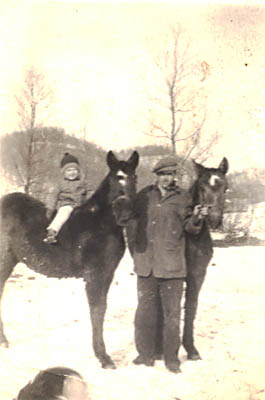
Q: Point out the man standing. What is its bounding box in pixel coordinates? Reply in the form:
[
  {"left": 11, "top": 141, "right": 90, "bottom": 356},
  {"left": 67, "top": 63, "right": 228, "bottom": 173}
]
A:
[{"left": 128, "top": 156, "right": 206, "bottom": 373}]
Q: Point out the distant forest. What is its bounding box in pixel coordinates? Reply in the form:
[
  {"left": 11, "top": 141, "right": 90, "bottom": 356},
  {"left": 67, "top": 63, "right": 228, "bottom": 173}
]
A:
[{"left": 1, "top": 127, "right": 264, "bottom": 210}]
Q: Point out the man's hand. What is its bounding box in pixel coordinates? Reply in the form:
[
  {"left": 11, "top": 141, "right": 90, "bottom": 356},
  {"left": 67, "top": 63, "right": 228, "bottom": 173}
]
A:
[{"left": 193, "top": 204, "right": 211, "bottom": 220}]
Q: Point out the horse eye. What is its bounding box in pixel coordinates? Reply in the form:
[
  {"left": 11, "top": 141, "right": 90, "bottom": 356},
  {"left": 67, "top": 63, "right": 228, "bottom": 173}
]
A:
[{"left": 218, "top": 179, "right": 226, "bottom": 188}]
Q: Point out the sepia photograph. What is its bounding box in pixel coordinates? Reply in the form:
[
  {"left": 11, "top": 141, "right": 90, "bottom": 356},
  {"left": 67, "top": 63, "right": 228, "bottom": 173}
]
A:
[{"left": 0, "top": 1, "right": 264, "bottom": 399}]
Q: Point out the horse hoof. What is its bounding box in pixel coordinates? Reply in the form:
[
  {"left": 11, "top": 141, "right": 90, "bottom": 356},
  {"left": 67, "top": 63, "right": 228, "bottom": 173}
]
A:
[
  {"left": 188, "top": 353, "right": 202, "bottom": 361},
  {"left": 165, "top": 362, "right": 182, "bottom": 374},
  {"left": 102, "top": 363, "right": 116, "bottom": 369},
  {"left": 101, "top": 359, "right": 116, "bottom": 369},
  {"left": 0, "top": 340, "right": 9, "bottom": 348}
]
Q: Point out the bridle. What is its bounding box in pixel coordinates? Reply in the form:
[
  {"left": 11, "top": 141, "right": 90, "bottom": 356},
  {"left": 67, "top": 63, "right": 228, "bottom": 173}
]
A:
[{"left": 111, "top": 173, "right": 137, "bottom": 224}]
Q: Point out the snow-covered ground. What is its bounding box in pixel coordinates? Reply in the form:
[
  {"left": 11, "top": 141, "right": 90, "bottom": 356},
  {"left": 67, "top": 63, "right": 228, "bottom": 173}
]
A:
[{"left": 1, "top": 246, "right": 265, "bottom": 400}]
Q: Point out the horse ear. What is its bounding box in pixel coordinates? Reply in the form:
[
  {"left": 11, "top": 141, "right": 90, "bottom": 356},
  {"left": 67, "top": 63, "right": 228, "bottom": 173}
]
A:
[
  {"left": 192, "top": 159, "right": 205, "bottom": 176},
  {"left": 218, "top": 157, "right": 229, "bottom": 175},
  {"left": 107, "top": 151, "right": 119, "bottom": 170},
  {"left": 127, "top": 151, "right": 139, "bottom": 170}
]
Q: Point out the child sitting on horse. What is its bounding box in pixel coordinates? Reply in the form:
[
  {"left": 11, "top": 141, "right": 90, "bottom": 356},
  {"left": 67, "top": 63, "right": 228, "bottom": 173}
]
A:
[{"left": 44, "top": 152, "right": 87, "bottom": 244}]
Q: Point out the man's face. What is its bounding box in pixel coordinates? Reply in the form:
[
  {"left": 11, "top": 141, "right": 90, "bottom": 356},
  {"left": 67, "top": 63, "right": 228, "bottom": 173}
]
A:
[{"left": 156, "top": 171, "right": 175, "bottom": 190}]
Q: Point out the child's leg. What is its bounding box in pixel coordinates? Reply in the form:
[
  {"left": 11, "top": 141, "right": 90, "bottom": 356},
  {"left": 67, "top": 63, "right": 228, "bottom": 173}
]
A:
[{"left": 47, "top": 205, "right": 74, "bottom": 235}]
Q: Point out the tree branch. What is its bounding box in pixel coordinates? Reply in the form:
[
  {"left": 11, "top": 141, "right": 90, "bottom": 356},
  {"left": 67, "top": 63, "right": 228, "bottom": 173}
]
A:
[{"left": 146, "top": 25, "right": 210, "bottom": 158}]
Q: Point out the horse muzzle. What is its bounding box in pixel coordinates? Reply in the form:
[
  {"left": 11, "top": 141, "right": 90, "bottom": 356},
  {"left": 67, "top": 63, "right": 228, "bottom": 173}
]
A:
[
  {"left": 112, "top": 195, "right": 134, "bottom": 226},
  {"left": 207, "top": 209, "right": 223, "bottom": 230}
]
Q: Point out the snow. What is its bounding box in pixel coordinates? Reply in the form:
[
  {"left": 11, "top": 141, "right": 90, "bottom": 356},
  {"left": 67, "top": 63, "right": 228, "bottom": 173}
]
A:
[{"left": 1, "top": 246, "right": 265, "bottom": 400}]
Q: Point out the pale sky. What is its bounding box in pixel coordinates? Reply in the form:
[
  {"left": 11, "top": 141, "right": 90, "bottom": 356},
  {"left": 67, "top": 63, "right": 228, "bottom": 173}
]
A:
[{"left": 1, "top": 0, "right": 265, "bottom": 172}]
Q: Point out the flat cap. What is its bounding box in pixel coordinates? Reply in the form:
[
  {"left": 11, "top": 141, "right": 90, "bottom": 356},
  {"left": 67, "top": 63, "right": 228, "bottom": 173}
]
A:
[{"left": 152, "top": 155, "right": 178, "bottom": 174}]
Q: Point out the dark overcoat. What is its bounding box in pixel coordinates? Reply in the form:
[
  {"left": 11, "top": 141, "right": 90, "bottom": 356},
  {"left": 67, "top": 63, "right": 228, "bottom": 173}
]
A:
[{"left": 128, "top": 184, "right": 202, "bottom": 279}]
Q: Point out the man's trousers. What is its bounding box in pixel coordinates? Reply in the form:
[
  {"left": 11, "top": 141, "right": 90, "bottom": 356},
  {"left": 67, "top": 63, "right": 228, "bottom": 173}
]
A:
[{"left": 134, "top": 274, "right": 184, "bottom": 366}]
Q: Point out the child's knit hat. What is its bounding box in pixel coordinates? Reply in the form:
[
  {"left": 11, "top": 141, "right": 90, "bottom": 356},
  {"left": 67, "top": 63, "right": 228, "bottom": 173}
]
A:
[{"left": 60, "top": 152, "right": 80, "bottom": 172}]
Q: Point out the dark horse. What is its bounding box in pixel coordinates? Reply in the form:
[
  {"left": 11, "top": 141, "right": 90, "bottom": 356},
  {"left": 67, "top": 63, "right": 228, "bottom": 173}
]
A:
[
  {"left": 0, "top": 150, "right": 139, "bottom": 369},
  {"left": 182, "top": 157, "right": 229, "bottom": 360}
]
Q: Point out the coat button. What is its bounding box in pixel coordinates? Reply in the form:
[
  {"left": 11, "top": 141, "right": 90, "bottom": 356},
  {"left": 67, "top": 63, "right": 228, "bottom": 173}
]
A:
[{"left": 152, "top": 221, "right": 156, "bottom": 224}]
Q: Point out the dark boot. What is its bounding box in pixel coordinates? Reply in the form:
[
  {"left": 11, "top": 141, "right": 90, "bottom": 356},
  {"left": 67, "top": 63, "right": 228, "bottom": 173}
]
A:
[{"left": 165, "top": 361, "right": 182, "bottom": 374}]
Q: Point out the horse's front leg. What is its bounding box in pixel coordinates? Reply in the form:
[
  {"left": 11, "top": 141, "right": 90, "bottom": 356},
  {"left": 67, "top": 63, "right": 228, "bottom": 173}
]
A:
[
  {"left": 0, "top": 247, "right": 17, "bottom": 347},
  {"left": 0, "top": 281, "right": 9, "bottom": 347},
  {"left": 85, "top": 272, "right": 116, "bottom": 369},
  {"left": 183, "top": 257, "right": 208, "bottom": 360}
]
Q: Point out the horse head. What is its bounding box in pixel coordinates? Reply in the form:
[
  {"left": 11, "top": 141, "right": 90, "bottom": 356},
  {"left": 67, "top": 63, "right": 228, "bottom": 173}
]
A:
[
  {"left": 192, "top": 157, "right": 229, "bottom": 230},
  {"left": 106, "top": 151, "right": 139, "bottom": 226}
]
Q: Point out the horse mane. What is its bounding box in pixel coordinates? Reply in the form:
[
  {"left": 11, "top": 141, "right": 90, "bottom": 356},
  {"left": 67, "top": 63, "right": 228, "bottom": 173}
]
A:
[
  {"left": 89, "top": 172, "right": 110, "bottom": 206},
  {"left": 78, "top": 172, "right": 111, "bottom": 215},
  {"left": 188, "top": 179, "right": 200, "bottom": 207}
]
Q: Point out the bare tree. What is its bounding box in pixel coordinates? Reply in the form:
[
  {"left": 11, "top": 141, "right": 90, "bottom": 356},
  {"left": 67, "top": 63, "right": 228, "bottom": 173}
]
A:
[
  {"left": 146, "top": 26, "right": 217, "bottom": 161},
  {"left": 14, "top": 67, "right": 53, "bottom": 194},
  {"left": 76, "top": 100, "right": 91, "bottom": 146},
  {"left": 15, "top": 67, "right": 53, "bottom": 131}
]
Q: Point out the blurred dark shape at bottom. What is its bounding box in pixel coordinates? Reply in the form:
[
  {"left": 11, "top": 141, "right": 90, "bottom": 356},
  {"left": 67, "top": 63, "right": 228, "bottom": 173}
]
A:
[{"left": 14, "top": 367, "right": 89, "bottom": 400}]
